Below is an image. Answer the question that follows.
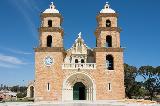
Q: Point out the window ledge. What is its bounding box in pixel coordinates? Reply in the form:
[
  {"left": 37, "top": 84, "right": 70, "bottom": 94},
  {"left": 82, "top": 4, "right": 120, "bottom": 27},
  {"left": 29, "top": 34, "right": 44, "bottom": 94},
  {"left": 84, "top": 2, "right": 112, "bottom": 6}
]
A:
[{"left": 105, "top": 69, "right": 115, "bottom": 71}]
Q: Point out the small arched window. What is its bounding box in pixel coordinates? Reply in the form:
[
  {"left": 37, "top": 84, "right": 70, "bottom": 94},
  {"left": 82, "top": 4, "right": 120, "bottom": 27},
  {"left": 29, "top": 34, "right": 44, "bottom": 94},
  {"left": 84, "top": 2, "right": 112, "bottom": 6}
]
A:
[
  {"left": 106, "top": 36, "right": 112, "bottom": 47},
  {"left": 48, "top": 20, "right": 52, "bottom": 27},
  {"left": 47, "top": 35, "right": 52, "bottom": 47},
  {"left": 106, "top": 20, "right": 111, "bottom": 27},
  {"left": 81, "top": 59, "right": 85, "bottom": 63},
  {"left": 75, "top": 59, "right": 78, "bottom": 63},
  {"left": 106, "top": 55, "right": 114, "bottom": 70},
  {"left": 47, "top": 83, "right": 50, "bottom": 91}
]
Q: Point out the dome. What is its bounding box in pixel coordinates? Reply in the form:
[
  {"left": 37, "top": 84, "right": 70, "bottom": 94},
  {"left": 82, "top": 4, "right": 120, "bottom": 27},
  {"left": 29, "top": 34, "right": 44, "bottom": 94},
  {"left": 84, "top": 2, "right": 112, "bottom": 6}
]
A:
[
  {"left": 43, "top": 2, "right": 59, "bottom": 13},
  {"left": 100, "top": 2, "right": 115, "bottom": 13}
]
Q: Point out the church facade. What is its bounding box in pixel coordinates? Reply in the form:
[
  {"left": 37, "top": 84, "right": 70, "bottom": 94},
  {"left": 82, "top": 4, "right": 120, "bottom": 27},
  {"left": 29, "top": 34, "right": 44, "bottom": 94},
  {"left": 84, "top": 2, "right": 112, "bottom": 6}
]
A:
[{"left": 32, "top": 2, "right": 125, "bottom": 101}]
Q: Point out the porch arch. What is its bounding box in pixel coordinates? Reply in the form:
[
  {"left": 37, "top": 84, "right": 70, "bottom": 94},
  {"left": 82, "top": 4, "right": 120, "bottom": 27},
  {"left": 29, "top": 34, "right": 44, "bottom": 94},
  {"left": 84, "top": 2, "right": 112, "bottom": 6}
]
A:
[
  {"left": 62, "top": 72, "right": 96, "bottom": 101},
  {"left": 27, "top": 84, "right": 34, "bottom": 98}
]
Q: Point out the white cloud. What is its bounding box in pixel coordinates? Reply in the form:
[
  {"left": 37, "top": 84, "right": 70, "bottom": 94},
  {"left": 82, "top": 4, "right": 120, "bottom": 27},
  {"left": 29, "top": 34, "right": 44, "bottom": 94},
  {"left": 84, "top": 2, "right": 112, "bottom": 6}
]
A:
[
  {"left": 0, "top": 62, "right": 17, "bottom": 68},
  {"left": 6, "top": 48, "right": 32, "bottom": 55},
  {"left": 0, "top": 54, "right": 26, "bottom": 65},
  {"left": 0, "top": 46, "right": 32, "bottom": 55}
]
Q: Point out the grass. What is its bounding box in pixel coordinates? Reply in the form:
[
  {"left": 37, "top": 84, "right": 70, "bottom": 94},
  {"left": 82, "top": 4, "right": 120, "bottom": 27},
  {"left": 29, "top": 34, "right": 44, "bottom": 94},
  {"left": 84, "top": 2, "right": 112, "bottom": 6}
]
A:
[{"left": 3, "top": 97, "right": 34, "bottom": 102}]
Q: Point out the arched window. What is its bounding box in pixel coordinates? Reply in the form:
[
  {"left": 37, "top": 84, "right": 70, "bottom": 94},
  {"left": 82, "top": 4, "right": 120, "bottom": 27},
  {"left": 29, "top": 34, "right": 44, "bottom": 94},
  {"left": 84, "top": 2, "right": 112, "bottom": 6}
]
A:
[
  {"left": 47, "top": 35, "right": 52, "bottom": 47},
  {"left": 106, "top": 36, "right": 112, "bottom": 47},
  {"left": 75, "top": 59, "right": 78, "bottom": 63},
  {"left": 106, "top": 55, "right": 114, "bottom": 70},
  {"left": 48, "top": 20, "right": 52, "bottom": 27},
  {"left": 106, "top": 20, "right": 111, "bottom": 27},
  {"left": 81, "top": 59, "right": 85, "bottom": 63}
]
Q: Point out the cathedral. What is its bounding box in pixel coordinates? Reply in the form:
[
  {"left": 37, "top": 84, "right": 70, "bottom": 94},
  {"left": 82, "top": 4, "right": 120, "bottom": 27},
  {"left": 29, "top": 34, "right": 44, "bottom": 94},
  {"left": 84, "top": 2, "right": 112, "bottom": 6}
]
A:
[{"left": 27, "top": 2, "right": 125, "bottom": 101}]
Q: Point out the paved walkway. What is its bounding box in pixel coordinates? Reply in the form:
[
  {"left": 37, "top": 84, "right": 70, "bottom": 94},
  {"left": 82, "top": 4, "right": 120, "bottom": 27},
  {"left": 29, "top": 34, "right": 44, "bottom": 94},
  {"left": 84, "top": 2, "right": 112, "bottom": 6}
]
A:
[{"left": 0, "top": 101, "right": 159, "bottom": 106}]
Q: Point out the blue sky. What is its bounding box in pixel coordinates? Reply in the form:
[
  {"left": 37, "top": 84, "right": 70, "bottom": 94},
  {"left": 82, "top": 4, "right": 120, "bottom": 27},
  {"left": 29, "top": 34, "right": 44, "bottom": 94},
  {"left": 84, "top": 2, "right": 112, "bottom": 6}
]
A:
[{"left": 0, "top": 0, "right": 160, "bottom": 86}]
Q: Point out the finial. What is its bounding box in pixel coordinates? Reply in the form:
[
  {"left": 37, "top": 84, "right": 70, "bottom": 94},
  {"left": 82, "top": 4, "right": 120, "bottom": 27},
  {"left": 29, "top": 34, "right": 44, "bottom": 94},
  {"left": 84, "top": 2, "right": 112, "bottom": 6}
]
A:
[
  {"left": 100, "top": 1, "right": 115, "bottom": 13},
  {"left": 51, "top": 2, "right": 54, "bottom": 5},
  {"left": 105, "top": 2, "right": 110, "bottom": 9},
  {"left": 78, "top": 32, "right": 82, "bottom": 38},
  {"left": 43, "top": 2, "right": 59, "bottom": 13},
  {"left": 50, "top": 2, "right": 55, "bottom": 9}
]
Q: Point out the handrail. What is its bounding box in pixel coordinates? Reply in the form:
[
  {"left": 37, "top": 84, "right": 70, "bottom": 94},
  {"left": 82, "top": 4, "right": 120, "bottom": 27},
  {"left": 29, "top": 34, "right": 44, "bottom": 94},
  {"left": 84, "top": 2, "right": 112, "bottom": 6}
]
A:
[{"left": 62, "top": 63, "right": 96, "bottom": 69}]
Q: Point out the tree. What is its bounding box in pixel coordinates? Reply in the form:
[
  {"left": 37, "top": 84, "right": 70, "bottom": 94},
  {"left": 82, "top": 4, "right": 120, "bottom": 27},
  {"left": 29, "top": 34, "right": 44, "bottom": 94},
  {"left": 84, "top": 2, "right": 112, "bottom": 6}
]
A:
[
  {"left": 19, "top": 86, "right": 27, "bottom": 93},
  {"left": 10, "top": 86, "right": 20, "bottom": 92},
  {"left": 16, "top": 92, "right": 27, "bottom": 98},
  {"left": 124, "top": 63, "right": 138, "bottom": 99},
  {"left": 131, "top": 82, "right": 146, "bottom": 99},
  {"left": 138, "top": 66, "right": 160, "bottom": 100},
  {"left": 156, "top": 66, "right": 160, "bottom": 95},
  {"left": 10, "top": 86, "right": 27, "bottom": 98}
]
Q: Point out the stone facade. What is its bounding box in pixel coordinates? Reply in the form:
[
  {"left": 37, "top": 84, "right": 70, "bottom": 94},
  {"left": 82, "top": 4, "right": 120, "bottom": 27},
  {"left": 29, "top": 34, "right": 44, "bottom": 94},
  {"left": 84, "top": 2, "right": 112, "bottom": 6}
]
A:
[{"left": 33, "top": 2, "right": 125, "bottom": 101}]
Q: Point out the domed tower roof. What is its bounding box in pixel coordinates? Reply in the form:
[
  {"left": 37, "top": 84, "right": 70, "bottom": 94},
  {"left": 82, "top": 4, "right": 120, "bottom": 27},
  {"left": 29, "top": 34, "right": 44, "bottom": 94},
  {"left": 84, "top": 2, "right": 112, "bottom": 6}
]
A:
[
  {"left": 43, "top": 2, "right": 59, "bottom": 13},
  {"left": 100, "top": 2, "right": 115, "bottom": 13}
]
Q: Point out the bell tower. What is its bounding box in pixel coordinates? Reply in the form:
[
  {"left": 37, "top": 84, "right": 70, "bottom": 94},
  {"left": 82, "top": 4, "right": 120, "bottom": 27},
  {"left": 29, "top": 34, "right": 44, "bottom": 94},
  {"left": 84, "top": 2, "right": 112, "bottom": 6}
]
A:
[
  {"left": 39, "top": 2, "right": 63, "bottom": 48},
  {"left": 94, "top": 2, "right": 125, "bottom": 99},
  {"left": 34, "top": 2, "right": 64, "bottom": 101},
  {"left": 95, "top": 2, "right": 120, "bottom": 48}
]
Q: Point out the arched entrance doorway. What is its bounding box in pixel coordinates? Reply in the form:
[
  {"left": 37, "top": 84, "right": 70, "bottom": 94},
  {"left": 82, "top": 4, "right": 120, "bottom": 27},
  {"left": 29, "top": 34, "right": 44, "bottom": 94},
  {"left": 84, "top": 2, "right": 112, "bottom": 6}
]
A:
[
  {"left": 73, "top": 82, "right": 86, "bottom": 100},
  {"left": 62, "top": 73, "right": 96, "bottom": 101},
  {"left": 30, "top": 86, "right": 34, "bottom": 98},
  {"left": 27, "top": 81, "right": 35, "bottom": 98}
]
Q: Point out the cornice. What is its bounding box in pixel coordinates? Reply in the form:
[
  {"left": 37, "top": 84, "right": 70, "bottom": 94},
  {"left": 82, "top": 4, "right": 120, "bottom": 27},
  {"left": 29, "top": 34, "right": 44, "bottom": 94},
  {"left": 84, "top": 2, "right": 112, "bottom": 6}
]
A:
[
  {"left": 34, "top": 47, "right": 65, "bottom": 52},
  {"left": 93, "top": 47, "right": 124, "bottom": 52},
  {"left": 40, "top": 13, "right": 63, "bottom": 23},
  {"left": 96, "top": 13, "right": 118, "bottom": 20},
  {"left": 95, "top": 27, "right": 121, "bottom": 37},
  {"left": 39, "top": 27, "right": 64, "bottom": 36}
]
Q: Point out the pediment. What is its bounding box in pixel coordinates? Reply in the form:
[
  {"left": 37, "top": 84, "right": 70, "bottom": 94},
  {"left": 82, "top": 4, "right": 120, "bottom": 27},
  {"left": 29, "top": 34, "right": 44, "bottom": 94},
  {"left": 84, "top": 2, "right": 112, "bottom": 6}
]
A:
[{"left": 67, "top": 32, "right": 90, "bottom": 55}]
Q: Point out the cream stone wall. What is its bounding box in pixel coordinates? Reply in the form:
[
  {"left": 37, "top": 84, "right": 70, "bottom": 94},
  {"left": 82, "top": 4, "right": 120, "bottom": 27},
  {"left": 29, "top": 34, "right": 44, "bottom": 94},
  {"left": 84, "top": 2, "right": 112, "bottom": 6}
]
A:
[
  {"left": 41, "top": 32, "right": 63, "bottom": 47},
  {"left": 42, "top": 17, "right": 61, "bottom": 27},
  {"left": 97, "top": 31, "right": 120, "bottom": 48},
  {"left": 98, "top": 17, "right": 117, "bottom": 28},
  {"left": 35, "top": 51, "right": 125, "bottom": 101},
  {"left": 94, "top": 52, "right": 125, "bottom": 99},
  {"left": 35, "top": 52, "right": 64, "bottom": 101}
]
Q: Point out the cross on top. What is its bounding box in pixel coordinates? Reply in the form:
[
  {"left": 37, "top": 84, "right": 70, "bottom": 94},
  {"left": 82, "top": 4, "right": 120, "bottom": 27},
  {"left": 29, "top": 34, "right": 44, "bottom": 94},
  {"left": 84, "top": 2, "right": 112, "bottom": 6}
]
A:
[
  {"left": 105, "top": 2, "right": 110, "bottom": 9},
  {"left": 50, "top": 2, "right": 55, "bottom": 9},
  {"left": 51, "top": 2, "right": 54, "bottom": 5},
  {"left": 78, "top": 32, "right": 82, "bottom": 38}
]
